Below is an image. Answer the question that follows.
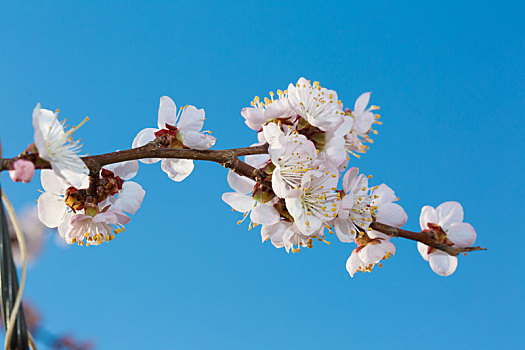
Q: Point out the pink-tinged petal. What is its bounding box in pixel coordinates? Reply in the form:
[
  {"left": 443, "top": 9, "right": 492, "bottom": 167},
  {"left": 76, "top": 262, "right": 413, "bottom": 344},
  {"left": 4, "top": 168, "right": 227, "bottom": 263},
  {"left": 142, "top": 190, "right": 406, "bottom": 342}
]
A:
[
  {"left": 334, "top": 218, "right": 355, "bottom": 243},
  {"left": 419, "top": 205, "right": 438, "bottom": 230},
  {"left": 182, "top": 130, "right": 216, "bottom": 150},
  {"left": 436, "top": 201, "right": 464, "bottom": 229},
  {"left": 37, "top": 193, "right": 67, "bottom": 228},
  {"left": 342, "top": 167, "right": 359, "bottom": 193},
  {"left": 69, "top": 213, "right": 91, "bottom": 226},
  {"left": 354, "top": 92, "right": 371, "bottom": 114},
  {"left": 251, "top": 204, "right": 279, "bottom": 225},
  {"left": 103, "top": 160, "right": 139, "bottom": 180},
  {"left": 113, "top": 181, "right": 145, "bottom": 215},
  {"left": 222, "top": 192, "right": 254, "bottom": 213},
  {"left": 376, "top": 203, "right": 407, "bottom": 228},
  {"left": 417, "top": 242, "right": 429, "bottom": 261},
  {"left": 447, "top": 222, "right": 476, "bottom": 248},
  {"left": 41, "top": 170, "right": 69, "bottom": 194},
  {"left": 94, "top": 210, "right": 130, "bottom": 225},
  {"left": 161, "top": 159, "right": 194, "bottom": 182},
  {"left": 346, "top": 250, "right": 362, "bottom": 277},
  {"left": 132, "top": 128, "right": 160, "bottom": 164},
  {"left": 241, "top": 107, "right": 266, "bottom": 131},
  {"left": 227, "top": 171, "right": 254, "bottom": 195},
  {"left": 428, "top": 252, "right": 458, "bottom": 276},
  {"left": 177, "top": 105, "right": 205, "bottom": 133},
  {"left": 157, "top": 96, "right": 178, "bottom": 129}
]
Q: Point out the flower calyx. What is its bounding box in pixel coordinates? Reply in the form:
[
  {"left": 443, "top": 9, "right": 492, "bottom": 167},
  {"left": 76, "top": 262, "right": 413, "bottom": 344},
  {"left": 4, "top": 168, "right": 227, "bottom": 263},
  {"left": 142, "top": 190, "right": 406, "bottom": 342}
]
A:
[
  {"left": 98, "top": 168, "right": 124, "bottom": 199},
  {"left": 422, "top": 222, "right": 454, "bottom": 254},
  {"left": 154, "top": 123, "right": 184, "bottom": 148}
]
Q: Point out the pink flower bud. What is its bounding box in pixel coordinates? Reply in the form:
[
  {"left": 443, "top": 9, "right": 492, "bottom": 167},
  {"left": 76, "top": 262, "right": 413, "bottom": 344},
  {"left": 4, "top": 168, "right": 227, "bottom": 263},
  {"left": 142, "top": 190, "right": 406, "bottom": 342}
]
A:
[{"left": 9, "top": 159, "right": 35, "bottom": 183}]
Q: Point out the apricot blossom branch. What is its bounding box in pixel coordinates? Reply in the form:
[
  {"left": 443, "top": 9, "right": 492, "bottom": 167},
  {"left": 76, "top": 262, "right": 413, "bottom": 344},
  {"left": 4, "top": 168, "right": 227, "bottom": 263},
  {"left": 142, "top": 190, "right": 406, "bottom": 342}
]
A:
[{"left": 1, "top": 77, "right": 486, "bottom": 278}]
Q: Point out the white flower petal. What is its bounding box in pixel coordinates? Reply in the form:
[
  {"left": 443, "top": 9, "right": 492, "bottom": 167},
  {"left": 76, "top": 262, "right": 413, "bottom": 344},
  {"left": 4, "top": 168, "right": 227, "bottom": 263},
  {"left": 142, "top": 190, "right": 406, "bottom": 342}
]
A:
[
  {"left": 436, "top": 201, "right": 464, "bottom": 229},
  {"left": 447, "top": 222, "right": 476, "bottom": 248},
  {"left": 262, "top": 122, "right": 283, "bottom": 145},
  {"left": 241, "top": 107, "right": 267, "bottom": 131},
  {"left": 428, "top": 252, "right": 458, "bottom": 276},
  {"left": 112, "top": 181, "right": 145, "bottom": 215},
  {"left": 161, "top": 159, "right": 194, "bottom": 182},
  {"left": 222, "top": 192, "right": 254, "bottom": 213},
  {"left": 376, "top": 203, "right": 407, "bottom": 228},
  {"left": 177, "top": 105, "right": 205, "bottom": 133},
  {"left": 419, "top": 205, "right": 438, "bottom": 230},
  {"left": 250, "top": 203, "right": 280, "bottom": 225},
  {"left": 354, "top": 92, "right": 371, "bottom": 114},
  {"left": 132, "top": 128, "right": 160, "bottom": 164},
  {"left": 227, "top": 171, "right": 254, "bottom": 195},
  {"left": 417, "top": 242, "right": 429, "bottom": 261},
  {"left": 346, "top": 250, "right": 362, "bottom": 277},
  {"left": 182, "top": 130, "right": 216, "bottom": 150},
  {"left": 342, "top": 167, "right": 359, "bottom": 193},
  {"left": 41, "top": 169, "right": 69, "bottom": 194},
  {"left": 37, "top": 192, "right": 66, "bottom": 228},
  {"left": 103, "top": 160, "right": 139, "bottom": 180},
  {"left": 158, "top": 96, "right": 178, "bottom": 129},
  {"left": 334, "top": 218, "right": 355, "bottom": 243}
]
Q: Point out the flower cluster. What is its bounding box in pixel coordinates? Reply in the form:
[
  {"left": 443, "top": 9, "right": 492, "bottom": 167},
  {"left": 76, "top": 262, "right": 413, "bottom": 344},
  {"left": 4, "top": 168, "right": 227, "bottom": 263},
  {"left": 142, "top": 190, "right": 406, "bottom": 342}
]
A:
[
  {"left": 224, "top": 77, "right": 407, "bottom": 276},
  {"left": 37, "top": 160, "right": 145, "bottom": 246},
  {"left": 6, "top": 80, "right": 480, "bottom": 278}
]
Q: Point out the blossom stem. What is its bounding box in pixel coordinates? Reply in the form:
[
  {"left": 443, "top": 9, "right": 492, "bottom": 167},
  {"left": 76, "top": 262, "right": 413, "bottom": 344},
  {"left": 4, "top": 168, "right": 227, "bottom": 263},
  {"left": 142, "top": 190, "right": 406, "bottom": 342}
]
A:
[{"left": 369, "top": 221, "right": 487, "bottom": 256}]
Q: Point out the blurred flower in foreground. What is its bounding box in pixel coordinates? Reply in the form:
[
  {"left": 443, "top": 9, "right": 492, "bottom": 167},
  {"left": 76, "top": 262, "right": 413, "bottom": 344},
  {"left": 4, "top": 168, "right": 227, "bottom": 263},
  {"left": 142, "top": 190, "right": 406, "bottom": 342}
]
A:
[{"left": 7, "top": 205, "right": 47, "bottom": 266}]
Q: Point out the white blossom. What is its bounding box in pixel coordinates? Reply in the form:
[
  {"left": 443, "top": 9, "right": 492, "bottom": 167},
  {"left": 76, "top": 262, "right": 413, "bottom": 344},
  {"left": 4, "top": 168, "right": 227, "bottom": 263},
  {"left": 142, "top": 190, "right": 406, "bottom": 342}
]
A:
[
  {"left": 37, "top": 160, "right": 145, "bottom": 245},
  {"left": 333, "top": 167, "right": 372, "bottom": 243},
  {"left": 285, "top": 169, "right": 340, "bottom": 235},
  {"left": 417, "top": 201, "right": 477, "bottom": 276},
  {"left": 222, "top": 171, "right": 279, "bottom": 227},
  {"left": 32, "top": 104, "right": 89, "bottom": 187},
  {"left": 132, "top": 96, "right": 216, "bottom": 182},
  {"left": 346, "top": 239, "right": 395, "bottom": 277},
  {"left": 263, "top": 123, "right": 317, "bottom": 198},
  {"left": 241, "top": 91, "right": 295, "bottom": 131},
  {"left": 287, "top": 78, "right": 344, "bottom": 132},
  {"left": 343, "top": 92, "right": 380, "bottom": 155}
]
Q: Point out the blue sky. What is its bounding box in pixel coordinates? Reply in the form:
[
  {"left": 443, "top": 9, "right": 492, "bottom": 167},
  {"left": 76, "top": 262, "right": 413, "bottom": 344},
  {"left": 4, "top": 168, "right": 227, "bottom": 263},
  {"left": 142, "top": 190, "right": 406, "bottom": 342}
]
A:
[{"left": 0, "top": 1, "right": 524, "bottom": 349}]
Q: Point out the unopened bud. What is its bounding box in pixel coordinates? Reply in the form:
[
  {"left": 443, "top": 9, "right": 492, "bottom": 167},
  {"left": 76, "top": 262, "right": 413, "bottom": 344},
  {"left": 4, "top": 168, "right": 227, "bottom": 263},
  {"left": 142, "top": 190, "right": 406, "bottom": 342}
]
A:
[{"left": 9, "top": 159, "right": 35, "bottom": 183}]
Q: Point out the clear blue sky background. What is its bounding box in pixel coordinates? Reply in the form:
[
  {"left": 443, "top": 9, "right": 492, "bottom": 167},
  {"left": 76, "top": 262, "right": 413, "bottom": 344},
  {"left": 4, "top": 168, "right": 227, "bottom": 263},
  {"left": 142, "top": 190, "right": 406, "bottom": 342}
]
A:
[{"left": 0, "top": 1, "right": 524, "bottom": 349}]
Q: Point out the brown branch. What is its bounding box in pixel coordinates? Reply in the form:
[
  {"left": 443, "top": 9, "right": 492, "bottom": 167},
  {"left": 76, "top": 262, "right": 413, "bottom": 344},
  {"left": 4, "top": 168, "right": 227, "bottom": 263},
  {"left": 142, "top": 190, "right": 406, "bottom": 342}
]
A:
[
  {"left": 370, "top": 221, "right": 486, "bottom": 256},
  {"left": 0, "top": 141, "right": 487, "bottom": 256},
  {"left": 0, "top": 143, "right": 269, "bottom": 185}
]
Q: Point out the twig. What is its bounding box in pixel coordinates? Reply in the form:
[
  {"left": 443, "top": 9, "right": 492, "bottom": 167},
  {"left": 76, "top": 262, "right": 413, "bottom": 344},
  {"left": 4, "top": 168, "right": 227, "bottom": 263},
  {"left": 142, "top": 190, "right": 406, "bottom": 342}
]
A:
[{"left": 370, "top": 221, "right": 486, "bottom": 256}]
